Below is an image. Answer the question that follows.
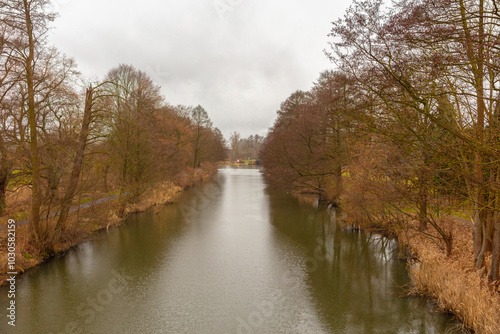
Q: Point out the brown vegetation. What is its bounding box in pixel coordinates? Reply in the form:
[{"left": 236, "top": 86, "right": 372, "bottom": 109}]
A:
[
  {"left": 0, "top": 1, "right": 227, "bottom": 282},
  {"left": 260, "top": 0, "right": 500, "bottom": 332},
  {"left": 406, "top": 220, "right": 500, "bottom": 334}
]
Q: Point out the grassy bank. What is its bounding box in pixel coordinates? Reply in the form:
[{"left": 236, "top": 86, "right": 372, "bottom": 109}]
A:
[
  {"left": 0, "top": 167, "right": 216, "bottom": 286},
  {"left": 404, "top": 220, "right": 500, "bottom": 334},
  {"left": 340, "top": 209, "right": 500, "bottom": 334}
]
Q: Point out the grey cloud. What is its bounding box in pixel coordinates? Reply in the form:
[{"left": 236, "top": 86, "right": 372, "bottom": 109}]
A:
[{"left": 50, "top": 0, "right": 352, "bottom": 139}]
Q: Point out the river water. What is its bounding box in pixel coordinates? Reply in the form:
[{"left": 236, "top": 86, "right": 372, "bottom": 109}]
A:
[{"left": 0, "top": 167, "right": 462, "bottom": 333}]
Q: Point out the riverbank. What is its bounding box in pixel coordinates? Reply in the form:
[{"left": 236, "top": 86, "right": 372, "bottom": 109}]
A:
[
  {"left": 404, "top": 220, "right": 500, "bottom": 334},
  {"left": 339, "top": 210, "right": 500, "bottom": 334},
  {"left": 0, "top": 167, "right": 216, "bottom": 286}
]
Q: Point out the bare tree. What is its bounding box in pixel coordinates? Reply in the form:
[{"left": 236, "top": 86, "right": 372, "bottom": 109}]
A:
[
  {"left": 0, "top": 0, "right": 58, "bottom": 245},
  {"left": 189, "top": 105, "right": 213, "bottom": 168},
  {"left": 229, "top": 131, "right": 240, "bottom": 162}
]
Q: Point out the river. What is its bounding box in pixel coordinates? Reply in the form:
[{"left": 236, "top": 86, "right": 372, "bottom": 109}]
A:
[{"left": 0, "top": 167, "right": 462, "bottom": 333}]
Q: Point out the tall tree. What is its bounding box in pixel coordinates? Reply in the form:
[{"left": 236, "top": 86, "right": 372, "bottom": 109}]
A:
[
  {"left": 326, "top": 0, "right": 500, "bottom": 276},
  {"left": 229, "top": 131, "right": 240, "bottom": 162},
  {"left": 0, "top": 0, "right": 57, "bottom": 245},
  {"left": 102, "top": 65, "right": 163, "bottom": 216},
  {"left": 190, "top": 105, "right": 213, "bottom": 168},
  {"left": 54, "top": 84, "right": 99, "bottom": 237}
]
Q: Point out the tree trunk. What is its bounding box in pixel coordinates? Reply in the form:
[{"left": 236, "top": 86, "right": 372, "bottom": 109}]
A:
[
  {"left": 23, "top": 0, "right": 42, "bottom": 244},
  {"left": 485, "top": 209, "right": 494, "bottom": 252},
  {"left": 54, "top": 85, "right": 94, "bottom": 237},
  {"left": 418, "top": 183, "right": 428, "bottom": 231},
  {"left": 490, "top": 211, "right": 500, "bottom": 281},
  {"left": 473, "top": 93, "right": 486, "bottom": 269},
  {"left": 459, "top": 0, "right": 487, "bottom": 269},
  {"left": 193, "top": 128, "right": 200, "bottom": 169},
  {"left": 0, "top": 166, "right": 7, "bottom": 216},
  {"left": 489, "top": 167, "right": 500, "bottom": 281},
  {"left": 0, "top": 136, "right": 9, "bottom": 216},
  {"left": 332, "top": 161, "right": 342, "bottom": 206}
]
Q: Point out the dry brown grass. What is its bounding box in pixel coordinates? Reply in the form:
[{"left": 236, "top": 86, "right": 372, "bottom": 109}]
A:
[
  {"left": 123, "top": 181, "right": 182, "bottom": 215},
  {"left": 4, "top": 187, "right": 31, "bottom": 216},
  {"left": 175, "top": 165, "right": 216, "bottom": 189},
  {"left": 0, "top": 201, "right": 124, "bottom": 284},
  {"left": 0, "top": 188, "right": 31, "bottom": 229},
  {"left": 405, "top": 220, "right": 500, "bottom": 334},
  {"left": 0, "top": 224, "right": 41, "bottom": 283},
  {"left": 340, "top": 199, "right": 500, "bottom": 333}
]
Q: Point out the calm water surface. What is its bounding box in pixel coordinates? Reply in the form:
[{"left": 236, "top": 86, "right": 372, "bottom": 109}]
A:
[{"left": 0, "top": 167, "right": 463, "bottom": 333}]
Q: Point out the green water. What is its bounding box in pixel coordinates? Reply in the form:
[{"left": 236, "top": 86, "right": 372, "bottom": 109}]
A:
[{"left": 0, "top": 167, "right": 462, "bottom": 333}]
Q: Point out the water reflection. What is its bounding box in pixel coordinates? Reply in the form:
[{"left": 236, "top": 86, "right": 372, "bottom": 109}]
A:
[
  {"left": 266, "top": 189, "right": 462, "bottom": 333},
  {"left": 0, "top": 167, "right": 463, "bottom": 333}
]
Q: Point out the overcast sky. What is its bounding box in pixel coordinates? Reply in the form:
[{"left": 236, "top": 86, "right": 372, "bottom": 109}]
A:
[{"left": 49, "top": 0, "right": 352, "bottom": 139}]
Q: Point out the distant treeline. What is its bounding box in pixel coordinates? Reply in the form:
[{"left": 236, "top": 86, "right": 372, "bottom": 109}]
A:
[
  {"left": 229, "top": 132, "right": 264, "bottom": 162},
  {"left": 260, "top": 0, "right": 500, "bottom": 281}
]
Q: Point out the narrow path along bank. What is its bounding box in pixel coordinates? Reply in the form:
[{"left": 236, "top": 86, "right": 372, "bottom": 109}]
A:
[{"left": 0, "top": 193, "right": 123, "bottom": 232}]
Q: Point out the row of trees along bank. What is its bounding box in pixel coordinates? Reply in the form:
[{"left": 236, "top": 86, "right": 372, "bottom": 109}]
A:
[
  {"left": 260, "top": 0, "right": 500, "bottom": 282},
  {"left": 0, "top": 0, "right": 227, "bottom": 252}
]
